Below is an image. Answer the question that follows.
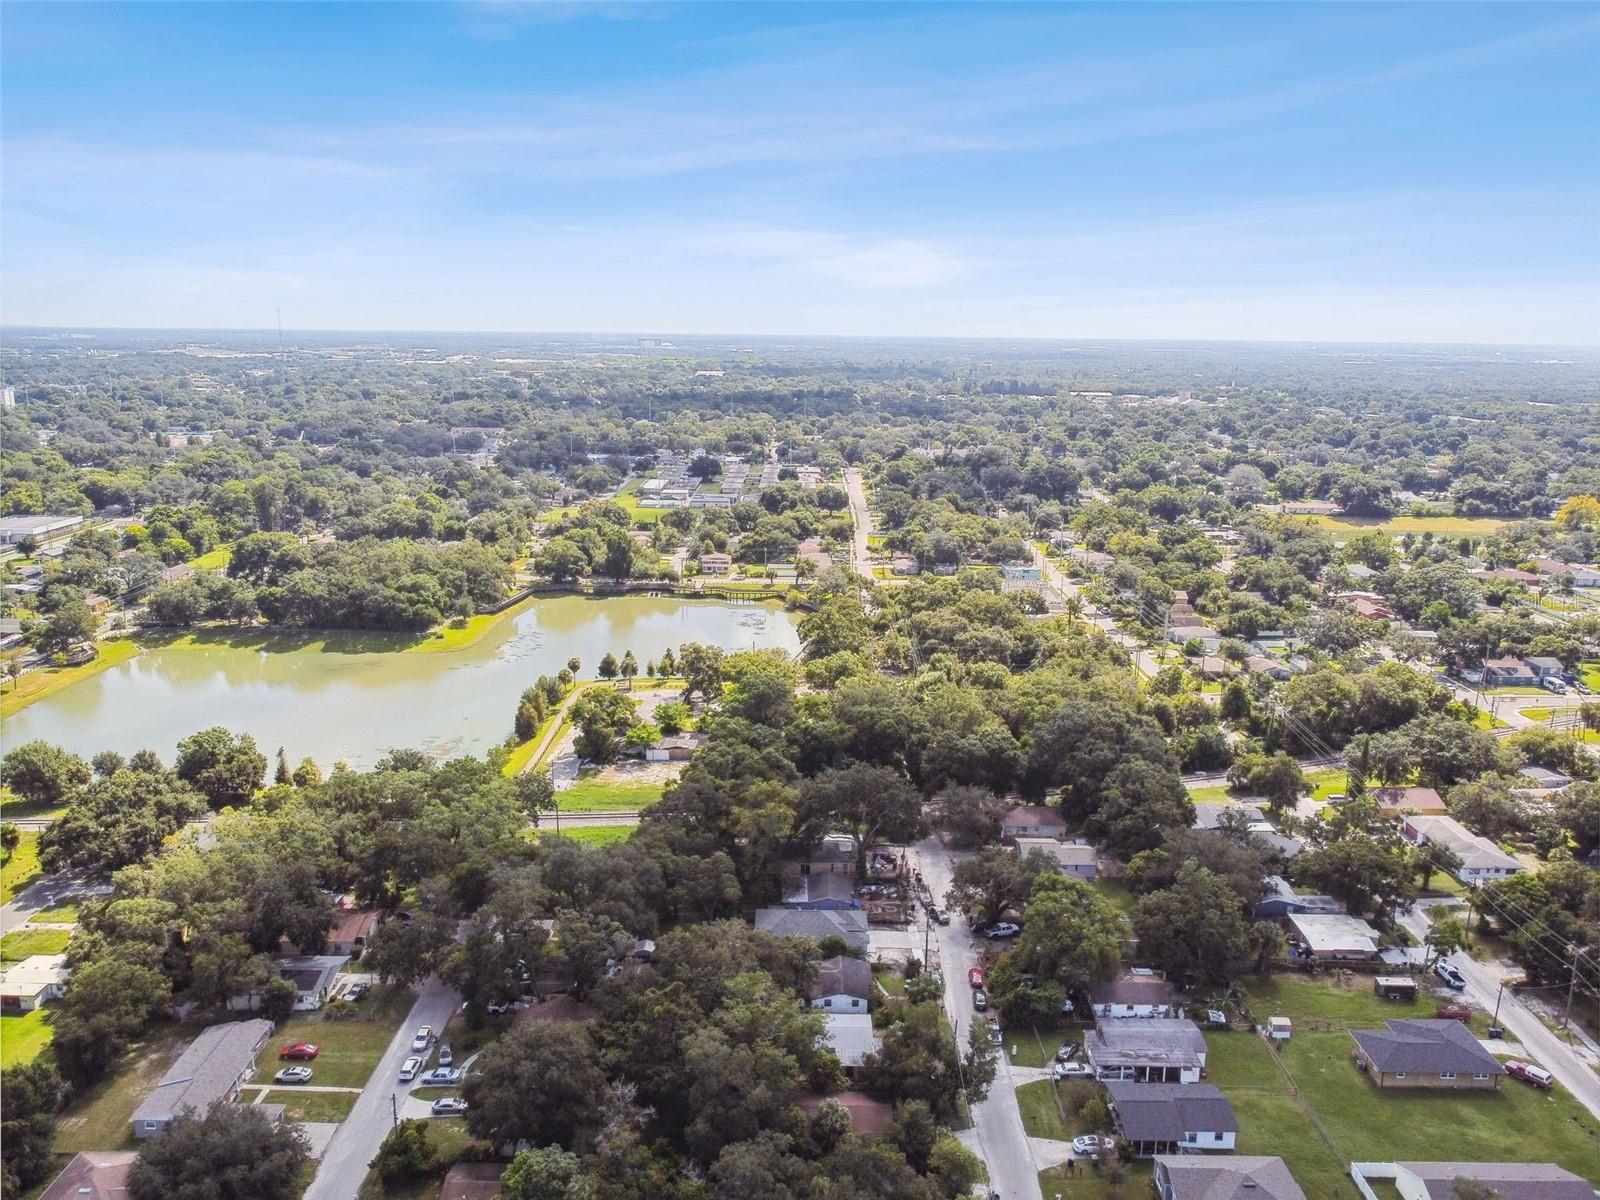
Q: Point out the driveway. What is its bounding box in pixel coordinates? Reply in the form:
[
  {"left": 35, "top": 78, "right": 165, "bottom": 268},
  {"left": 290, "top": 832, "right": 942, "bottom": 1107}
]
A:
[
  {"left": 1397, "top": 902, "right": 1600, "bottom": 1121},
  {"left": 301, "top": 974, "right": 463, "bottom": 1200},
  {"left": 913, "top": 836, "right": 1043, "bottom": 1200}
]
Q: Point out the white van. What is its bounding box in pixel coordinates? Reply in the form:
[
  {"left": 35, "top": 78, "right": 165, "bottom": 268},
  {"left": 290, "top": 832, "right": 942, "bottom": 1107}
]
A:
[{"left": 399, "top": 1056, "right": 423, "bottom": 1082}]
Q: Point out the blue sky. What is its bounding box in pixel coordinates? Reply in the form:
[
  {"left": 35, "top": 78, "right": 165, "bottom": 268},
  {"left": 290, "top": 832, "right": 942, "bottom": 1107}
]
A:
[{"left": 3, "top": 2, "right": 1597, "bottom": 343}]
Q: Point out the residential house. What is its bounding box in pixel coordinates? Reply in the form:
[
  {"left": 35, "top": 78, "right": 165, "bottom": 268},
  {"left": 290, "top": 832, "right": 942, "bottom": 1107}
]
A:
[
  {"left": 230, "top": 955, "right": 349, "bottom": 1012},
  {"left": 326, "top": 907, "right": 381, "bottom": 957},
  {"left": 1348, "top": 596, "right": 1393, "bottom": 621},
  {"left": 1157, "top": 1157, "right": 1307, "bottom": 1200},
  {"left": 1002, "top": 805, "right": 1067, "bottom": 840},
  {"left": 780, "top": 873, "right": 860, "bottom": 910},
  {"left": 1371, "top": 787, "right": 1447, "bottom": 818},
  {"left": 645, "top": 732, "right": 707, "bottom": 762},
  {"left": 1401, "top": 815, "right": 1523, "bottom": 884},
  {"left": 36, "top": 1152, "right": 139, "bottom": 1200},
  {"left": 698, "top": 552, "right": 733, "bottom": 574},
  {"left": 1288, "top": 914, "right": 1381, "bottom": 962},
  {"left": 1271, "top": 500, "right": 1344, "bottom": 516},
  {"left": 1002, "top": 563, "right": 1042, "bottom": 580},
  {"left": 821, "top": 1012, "right": 881, "bottom": 1080},
  {"left": 1194, "top": 802, "right": 1268, "bottom": 832},
  {"left": 1167, "top": 623, "right": 1223, "bottom": 652},
  {"left": 890, "top": 553, "right": 920, "bottom": 576},
  {"left": 1350, "top": 1019, "right": 1505, "bottom": 1089},
  {"left": 808, "top": 955, "right": 872, "bottom": 1012},
  {"left": 440, "top": 1163, "right": 508, "bottom": 1200},
  {"left": 1472, "top": 568, "right": 1539, "bottom": 586},
  {"left": 0, "top": 954, "right": 70, "bottom": 1012},
  {"left": 1245, "top": 655, "right": 1293, "bottom": 681},
  {"left": 130, "top": 1019, "right": 273, "bottom": 1139},
  {"left": 1085, "top": 1017, "right": 1207, "bottom": 1083},
  {"left": 1526, "top": 656, "right": 1567, "bottom": 681},
  {"left": 1517, "top": 766, "right": 1573, "bottom": 792},
  {"left": 1014, "top": 836, "right": 1098, "bottom": 880},
  {"left": 784, "top": 839, "right": 857, "bottom": 876},
  {"left": 753, "top": 908, "right": 870, "bottom": 952},
  {"left": 1194, "top": 656, "right": 1237, "bottom": 680},
  {"left": 1482, "top": 657, "right": 1536, "bottom": 687},
  {"left": 1106, "top": 1083, "right": 1238, "bottom": 1156},
  {"left": 1253, "top": 877, "right": 1344, "bottom": 921},
  {"left": 1354, "top": 1162, "right": 1595, "bottom": 1200},
  {"left": 1088, "top": 969, "right": 1178, "bottom": 1019}
]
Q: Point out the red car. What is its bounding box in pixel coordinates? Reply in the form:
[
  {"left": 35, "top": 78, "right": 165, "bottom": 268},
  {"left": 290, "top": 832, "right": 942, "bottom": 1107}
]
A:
[
  {"left": 967, "top": 967, "right": 985, "bottom": 989},
  {"left": 1505, "top": 1060, "right": 1553, "bottom": 1090},
  {"left": 279, "top": 1043, "right": 320, "bottom": 1061}
]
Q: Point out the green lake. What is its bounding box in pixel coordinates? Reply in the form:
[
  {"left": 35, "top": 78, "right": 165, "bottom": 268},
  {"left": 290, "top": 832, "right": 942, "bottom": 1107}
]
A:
[{"left": 3, "top": 596, "right": 801, "bottom": 769}]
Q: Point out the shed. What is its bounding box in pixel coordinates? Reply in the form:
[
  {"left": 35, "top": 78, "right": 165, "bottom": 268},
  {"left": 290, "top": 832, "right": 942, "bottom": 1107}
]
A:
[
  {"left": 1374, "top": 976, "right": 1419, "bottom": 1001},
  {"left": 1267, "top": 1016, "right": 1292, "bottom": 1041}
]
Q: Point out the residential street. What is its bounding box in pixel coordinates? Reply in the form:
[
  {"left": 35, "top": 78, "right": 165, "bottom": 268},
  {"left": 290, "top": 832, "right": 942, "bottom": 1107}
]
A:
[
  {"left": 844, "top": 468, "right": 873, "bottom": 580},
  {"left": 1397, "top": 902, "right": 1600, "bottom": 1122},
  {"left": 301, "top": 974, "right": 462, "bottom": 1200},
  {"left": 913, "top": 835, "right": 1042, "bottom": 1200},
  {"left": 1028, "top": 545, "right": 1161, "bottom": 677}
]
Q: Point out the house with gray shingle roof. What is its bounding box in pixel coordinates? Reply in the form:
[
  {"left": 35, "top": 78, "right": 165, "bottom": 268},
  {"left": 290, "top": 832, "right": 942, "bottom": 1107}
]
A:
[
  {"left": 1158, "top": 1156, "right": 1306, "bottom": 1200},
  {"left": 1106, "top": 1082, "right": 1237, "bottom": 1156},
  {"left": 1368, "top": 1162, "right": 1596, "bottom": 1200},
  {"left": 1350, "top": 1019, "right": 1504, "bottom": 1089},
  {"left": 753, "top": 907, "right": 869, "bottom": 952},
  {"left": 130, "top": 1019, "right": 273, "bottom": 1139}
]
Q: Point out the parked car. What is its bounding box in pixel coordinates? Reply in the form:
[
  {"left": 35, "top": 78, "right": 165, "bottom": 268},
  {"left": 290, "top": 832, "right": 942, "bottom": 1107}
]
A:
[
  {"left": 1055, "top": 1042, "right": 1082, "bottom": 1062},
  {"left": 972, "top": 989, "right": 989, "bottom": 1011},
  {"left": 931, "top": 907, "right": 951, "bottom": 926},
  {"left": 1052, "top": 1061, "right": 1094, "bottom": 1080},
  {"left": 1434, "top": 961, "right": 1467, "bottom": 990},
  {"left": 1506, "top": 1060, "right": 1553, "bottom": 1089},
  {"left": 437, "top": 1043, "right": 453, "bottom": 1067},
  {"left": 411, "top": 1026, "right": 433, "bottom": 1052},
  {"left": 981, "top": 922, "right": 1020, "bottom": 940},
  {"left": 986, "top": 1021, "right": 1003, "bottom": 1046},
  {"left": 968, "top": 967, "right": 986, "bottom": 989},
  {"left": 344, "top": 982, "right": 371, "bottom": 1001},
  {"left": 420, "top": 1067, "right": 463, "bottom": 1086},
  {"left": 431, "top": 1096, "right": 470, "bottom": 1115},
  {"left": 1071, "top": 1134, "right": 1113, "bottom": 1156},
  {"left": 485, "top": 1000, "right": 516, "bottom": 1015},
  {"left": 279, "top": 1042, "right": 319, "bottom": 1060},
  {"left": 399, "top": 1056, "right": 423, "bottom": 1082},
  {"left": 274, "top": 1066, "right": 313, "bottom": 1085}
]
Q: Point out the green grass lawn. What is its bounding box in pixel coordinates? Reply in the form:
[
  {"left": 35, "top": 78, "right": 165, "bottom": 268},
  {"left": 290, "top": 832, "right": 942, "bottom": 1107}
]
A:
[
  {"left": 0, "top": 637, "right": 142, "bottom": 718},
  {"left": 1580, "top": 662, "right": 1600, "bottom": 692},
  {"left": 557, "top": 776, "right": 665, "bottom": 812},
  {"left": 1016, "top": 1079, "right": 1075, "bottom": 1140},
  {"left": 1306, "top": 769, "right": 1349, "bottom": 802},
  {"left": 1300, "top": 514, "right": 1511, "bottom": 538},
  {"left": 1007, "top": 1024, "right": 1081, "bottom": 1069},
  {"left": 37, "top": 901, "right": 80, "bottom": 923},
  {"left": 1090, "top": 879, "right": 1136, "bottom": 915},
  {"left": 53, "top": 1029, "right": 195, "bottom": 1152},
  {"left": 0, "top": 1006, "right": 56, "bottom": 1068},
  {"left": 1518, "top": 707, "right": 1554, "bottom": 721},
  {"left": 188, "top": 544, "right": 233, "bottom": 571},
  {"left": 1239, "top": 973, "right": 1447, "bottom": 1028},
  {"left": 1, "top": 927, "right": 72, "bottom": 961},
  {"left": 1, "top": 831, "right": 42, "bottom": 904},
  {"left": 271, "top": 984, "right": 415, "bottom": 1089},
  {"left": 873, "top": 964, "right": 905, "bottom": 996},
  {"left": 539, "top": 824, "right": 634, "bottom": 847},
  {"left": 254, "top": 1088, "right": 359, "bottom": 1123},
  {"left": 1186, "top": 784, "right": 1235, "bottom": 803},
  {"left": 1487, "top": 686, "right": 1553, "bottom": 696},
  {"left": 1039, "top": 1161, "right": 1152, "bottom": 1200}
]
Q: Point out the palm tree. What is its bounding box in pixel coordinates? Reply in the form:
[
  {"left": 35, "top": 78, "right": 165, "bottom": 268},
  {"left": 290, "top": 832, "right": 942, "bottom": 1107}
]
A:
[{"left": 619, "top": 650, "right": 638, "bottom": 688}]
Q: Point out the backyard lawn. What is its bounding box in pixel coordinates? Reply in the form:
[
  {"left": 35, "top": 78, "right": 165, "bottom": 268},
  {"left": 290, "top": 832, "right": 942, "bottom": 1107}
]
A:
[
  {"left": 255, "top": 1088, "right": 359, "bottom": 1123},
  {"left": 557, "top": 776, "right": 665, "bottom": 812},
  {"left": 53, "top": 1030, "right": 194, "bottom": 1153},
  {"left": 0, "top": 1005, "right": 56, "bottom": 1067},
  {"left": 1, "top": 926, "right": 73, "bottom": 961},
  {"left": 271, "top": 984, "right": 415, "bottom": 1089},
  {"left": 1299, "top": 514, "right": 1510, "bottom": 538},
  {"left": 1, "top": 831, "right": 41, "bottom": 903},
  {"left": 1039, "top": 1162, "right": 1152, "bottom": 1200}
]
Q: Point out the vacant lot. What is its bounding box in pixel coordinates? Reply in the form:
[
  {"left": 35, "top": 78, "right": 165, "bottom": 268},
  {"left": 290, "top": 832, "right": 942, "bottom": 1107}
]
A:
[
  {"left": 356, "top": 1118, "right": 478, "bottom": 1200},
  {"left": 0, "top": 1006, "right": 56, "bottom": 1067},
  {"left": 1007, "top": 1024, "right": 1082, "bottom": 1069},
  {"left": 539, "top": 824, "right": 634, "bottom": 847},
  {"left": 557, "top": 775, "right": 665, "bottom": 812},
  {"left": 1, "top": 831, "right": 41, "bottom": 903},
  {"left": 1, "top": 926, "right": 72, "bottom": 961},
  {"left": 1016, "top": 1079, "right": 1076, "bottom": 1140},
  {"left": 1300, "top": 514, "right": 1511, "bottom": 538},
  {"left": 1039, "top": 1161, "right": 1152, "bottom": 1200},
  {"left": 271, "top": 984, "right": 414, "bottom": 1089}
]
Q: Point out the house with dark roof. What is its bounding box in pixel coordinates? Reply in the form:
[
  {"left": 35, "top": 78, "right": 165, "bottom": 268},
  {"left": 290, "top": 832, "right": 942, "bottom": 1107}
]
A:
[
  {"left": 783, "top": 839, "right": 857, "bottom": 876},
  {"left": 1253, "top": 876, "right": 1344, "bottom": 921},
  {"left": 1157, "top": 1156, "right": 1306, "bottom": 1200},
  {"left": 1526, "top": 657, "right": 1566, "bottom": 681},
  {"left": 808, "top": 955, "right": 872, "bottom": 1012},
  {"left": 1086, "top": 1018, "right": 1207, "bottom": 1083},
  {"left": 1350, "top": 1019, "right": 1505, "bottom": 1089},
  {"left": 1483, "top": 657, "right": 1536, "bottom": 687},
  {"left": 440, "top": 1162, "right": 508, "bottom": 1200},
  {"left": 130, "top": 1019, "right": 273, "bottom": 1139},
  {"left": 1105, "top": 1082, "right": 1238, "bottom": 1156},
  {"left": 326, "top": 907, "right": 382, "bottom": 957},
  {"left": 1002, "top": 806, "right": 1067, "bottom": 840},
  {"left": 1088, "top": 969, "right": 1178, "bottom": 1019},
  {"left": 37, "top": 1152, "right": 138, "bottom": 1200},
  {"left": 780, "top": 873, "right": 860, "bottom": 910},
  {"left": 1354, "top": 1162, "right": 1596, "bottom": 1200},
  {"left": 753, "top": 907, "right": 869, "bottom": 952},
  {"left": 230, "top": 954, "right": 349, "bottom": 1012}
]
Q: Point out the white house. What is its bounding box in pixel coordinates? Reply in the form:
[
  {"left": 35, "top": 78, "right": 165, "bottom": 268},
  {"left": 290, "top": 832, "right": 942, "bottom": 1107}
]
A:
[
  {"left": 0, "top": 954, "right": 70, "bottom": 1012},
  {"left": 1401, "top": 815, "right": 1524, "bottom": 885},
  {"left": 1013, "top": 836, "right": 1098, "bottom": 880}
]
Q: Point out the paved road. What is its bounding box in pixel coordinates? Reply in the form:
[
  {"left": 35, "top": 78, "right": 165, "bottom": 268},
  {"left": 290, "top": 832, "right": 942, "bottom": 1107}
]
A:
[
  {"left": 302, "top": 974, "right": 462, "bottom": 1200},
  {"left": 1397, "top": 903, "right": 1600, "bottom": 1122},
  {"left": 540, "top": 809, "right": 643, "bottom": 830},
  {"left": 1028, "top": 546, "right": 1162, "bottom": 677},
  {"left": 844, "top": 469, "right": 873, "bottom": 580},
  {"left": 913, "top": 836, "right": 1043, "bottom": 1200},
  {"left": 0, "top": 869, "right": 108, "bottom": 935}
]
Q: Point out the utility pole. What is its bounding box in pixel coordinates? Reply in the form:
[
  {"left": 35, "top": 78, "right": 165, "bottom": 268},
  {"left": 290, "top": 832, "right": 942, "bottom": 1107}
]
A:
[
  {"left": 1563, "top": 945, "right": 1589, "bottom": 1025},
  {"left": 390, "top": 1092, "right": 399, "bottom": 1127}
]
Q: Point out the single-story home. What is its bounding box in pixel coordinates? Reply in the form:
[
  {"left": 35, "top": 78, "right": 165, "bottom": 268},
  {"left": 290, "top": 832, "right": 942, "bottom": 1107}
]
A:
[
  {"left": 36, "top": 1151, "right": 139, "bottom": 1200},
  {"left": 808, "top": 955, "right": 872, "bottom": 1012},
  {"left": 1482, "top": 657, "right": 1536, "bottom": 687},
  {"left": 439, "top": 1162, "right": 508, "bottom": 1200},
  {"left": 784, "top": 838, "right": 857, "bottom": 876},
  {"left": 1157, "top": 1156, "right": 1306, "bottom": 1200},
  {"left": 1348, "top": 597, "right": 1393, "bottom": 621},
  {"left": 230, "top": 955, "right": 350, "bottom": 1012},
  {"left": 1401, "top": 815, "right": 1523, "bottom": 885},
  {"left": 645, "top": 733, "right": 708, "bottom": 762},
  {"left": 821, "top": 1012, "right": 881, "bottom": 1080},
  {"left": 1350, "top": 1019, "right": 1505, "bottom": 1089},
  {"left": 1288, "top": 913, "right": 1381, "bottom": 962},
  {"left": 130, "top": 1018, "right": 274, "bottom": 1139},
  {"left": 1371, "top": 787, "right": 1447, "bottom": 818},
  {"left": 753, "top": 907, "right": 870, "bottom": 952},
  {"left": 326, "top": 908, "right": 382, "bottom": 957},
  {"left": 1106, "top": 1082, "right": 1238, "bottom": 1156},
  {"left": 1354, "top": 1162, "right": 1595, "bottom": 1200},
  {"left": 1194, "top": 803, "right": 1271, "bottom": 834},
  {"left": 1517, "top": 766, "right": 1573, "bottom": 792},
  {"left": 1088, "top": 969, "right": 1178, "bottom": 1019},
  {"left": 1002, "top": 805, "right": 1067, "bottom": 840},
  {"left": 1253, "top": 876, "right": 1344, "bottom": 920},
  {"left": 1014, "top": 836, "right": 1098, "bottom": 880},
  {"left": 1085, "top": 1017, "right": 1207, "bottom": 1083},
  {"left": 781, "top": 873, "right": 860, "bottom": 910},
  {"left": 1526, "top": 657, "right": 1566, "bottom": 681},
  {"left": 0, "top": 954, "right": 70, "bottom": 1012},
  {"left": 1245, "top": 655, "right": 1294, "bottom": 681}
]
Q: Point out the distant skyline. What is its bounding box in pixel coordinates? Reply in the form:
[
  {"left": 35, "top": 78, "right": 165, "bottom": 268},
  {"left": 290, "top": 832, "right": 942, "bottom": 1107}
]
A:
[{"left": 3, "top": 2, "right": 1597, "bottom": 345}]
